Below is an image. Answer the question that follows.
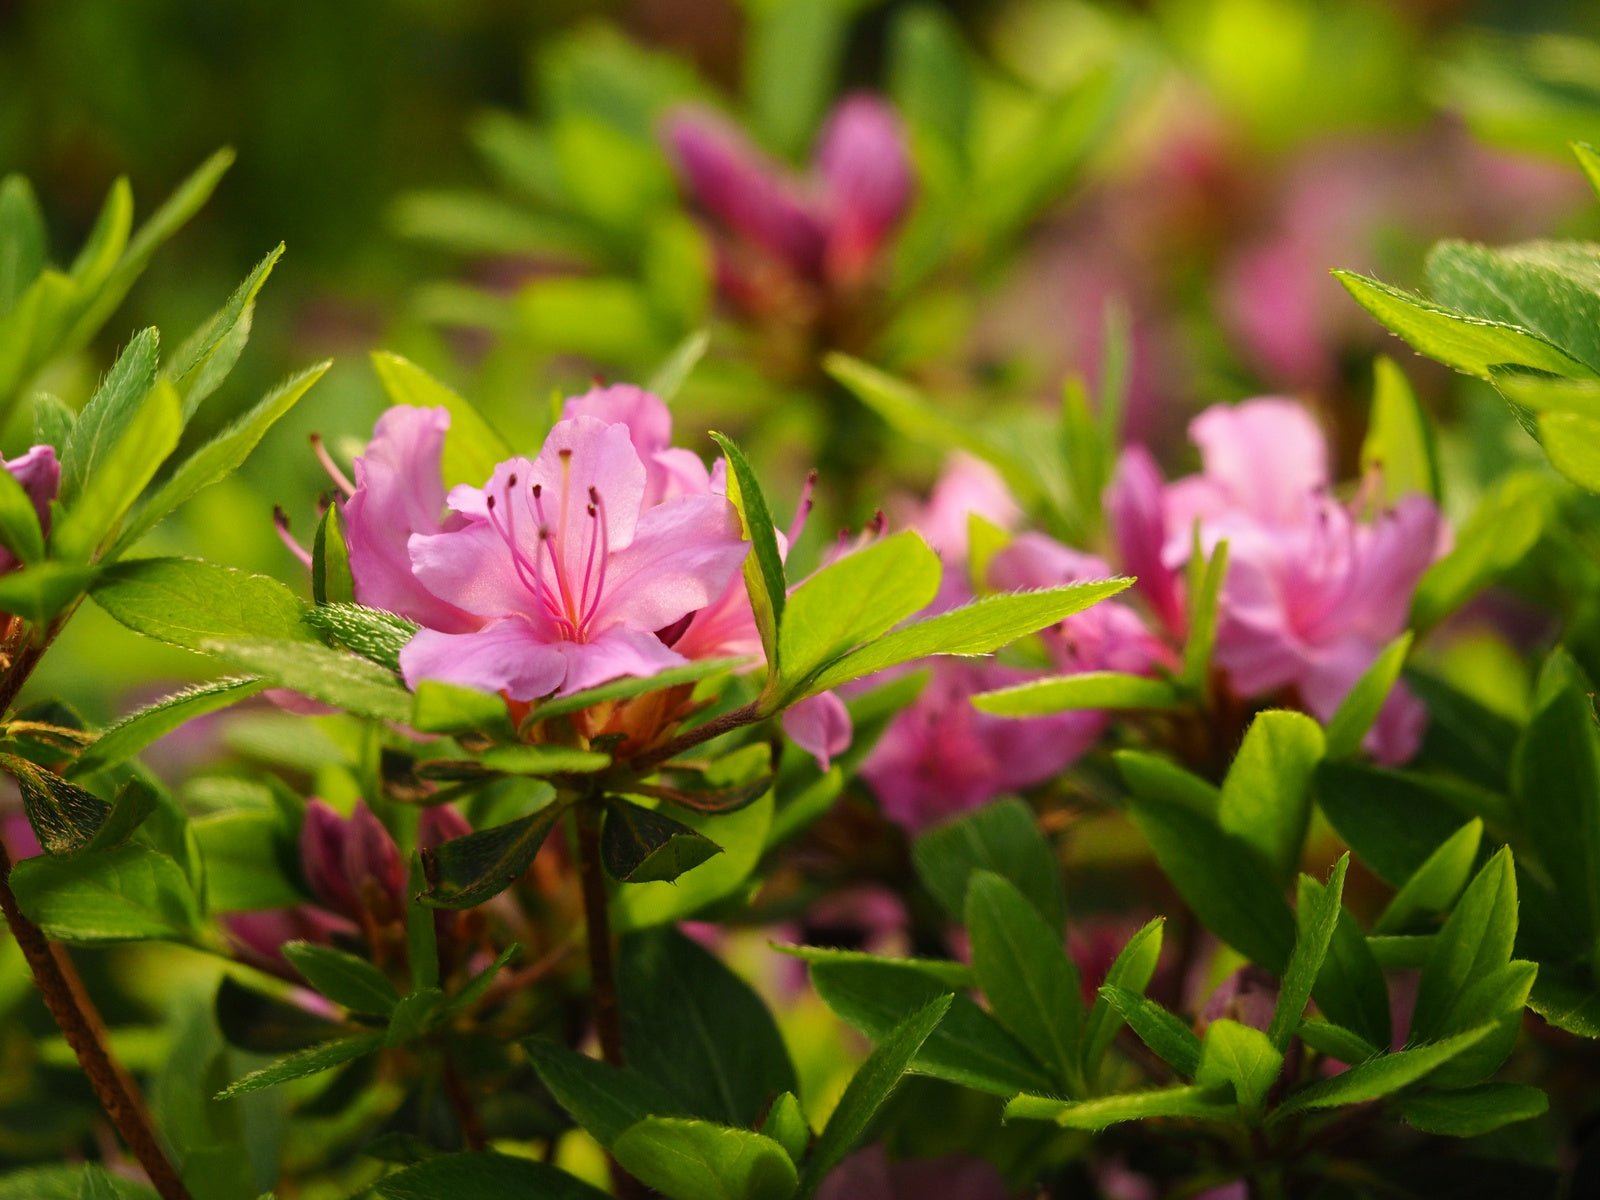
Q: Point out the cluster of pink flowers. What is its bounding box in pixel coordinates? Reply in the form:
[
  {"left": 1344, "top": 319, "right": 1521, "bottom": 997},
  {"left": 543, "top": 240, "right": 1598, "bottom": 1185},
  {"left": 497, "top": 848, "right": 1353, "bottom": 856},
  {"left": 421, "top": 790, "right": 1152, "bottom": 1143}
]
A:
[
  {"left": 858, "top": 396, "right": 1444, "bottom": 833},
  {"left": 664, "top": 95, "right": 914, "bottom": 313}
]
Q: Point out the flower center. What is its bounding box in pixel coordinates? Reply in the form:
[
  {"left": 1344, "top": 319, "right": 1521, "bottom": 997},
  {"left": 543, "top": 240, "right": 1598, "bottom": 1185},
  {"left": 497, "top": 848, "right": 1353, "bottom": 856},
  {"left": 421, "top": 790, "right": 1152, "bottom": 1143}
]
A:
[{"left": 484, "top": 458, "right": 613, "bottom": 642}]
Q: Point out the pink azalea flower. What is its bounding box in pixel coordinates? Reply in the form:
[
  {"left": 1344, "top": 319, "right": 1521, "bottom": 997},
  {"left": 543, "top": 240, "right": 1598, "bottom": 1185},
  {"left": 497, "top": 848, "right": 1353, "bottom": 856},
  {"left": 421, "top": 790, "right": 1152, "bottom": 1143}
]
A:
[
  {"left": 1109, "top": 398, "right": 1443, "bottom": 763},
  {"left": 663, "top": 93, "right": 914, "bottom": 302},
  {"left": 342, "top": 401, "right": 748, "bottom": 702},
  {"left": 0, "top": 444, "right": 57, "bottom": 577}
]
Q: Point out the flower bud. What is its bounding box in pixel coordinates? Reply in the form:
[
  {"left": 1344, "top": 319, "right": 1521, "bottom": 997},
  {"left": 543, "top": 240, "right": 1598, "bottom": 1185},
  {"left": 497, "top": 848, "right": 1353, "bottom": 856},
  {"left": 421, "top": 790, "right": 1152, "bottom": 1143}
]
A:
[{"left": 0, "top": 445, "right": 58, "bottom": 576}]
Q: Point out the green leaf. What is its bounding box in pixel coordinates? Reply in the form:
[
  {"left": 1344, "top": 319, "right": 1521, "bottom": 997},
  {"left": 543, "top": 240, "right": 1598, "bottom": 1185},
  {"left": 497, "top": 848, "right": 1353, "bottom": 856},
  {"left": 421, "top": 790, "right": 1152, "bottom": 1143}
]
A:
[
  {"left": 747, "top": 0, "right": 845, "bottom": 158},
  {"left": 1299, "top": 874, "right": 1392, "bottom": 1049},
  {"left": 612, "top": 1118, "right": 798, "bottom": 1200},
  {"left": 777, "top": 531, "right": 940, "bottom": 701},
  {"left": 1323, "top": 633, "right": 1413, "bottom": 759},
  {"left": 1124, "top": 795, "right": 1295, "bottom": 973},
  {"left": 76, "top": 779, "right": 159, "bottom": 857},
  {"left": 799, "top": 995, "right": 950, "bottom": 1195},
  {"left": 214, "top": 1031, "right": 385, "bottom": 1100},
  {"left": 973, "top": 670, "right": 1178, "bottom": 716},
  {"left": 1513, "top": 660, "right": 1600, "bottom": 940},
  {"left": 761, "top": 1092, "right": 809, "bottom": 1168},
  {"left": 33, "top": 392, "right": 76, "bottom": 452},
  {"left": 1181, "top": 539, "right": 1229, "bottom": 689},
  {"left": 371, "top": 352, "right": 511, "bottom": 488},
  {"left": 61, "top": 327, "right": 160, "bottom": 503},
  {"left": 1537, "top": 410, "right": 1600, "bottom": 490},
  {"left": 411, "top": 680, "right": 513, "bottom": 737},
  {"left": 1269, "top": 855, "right": 1348, "bottom": 1050},
  {"left": 1576, "top": 142, "right": 1600, "bottom": 198},
  {"left": 302, "top": 602, "right": 416, "bottom": 672},
  {"left": 710, "top": 432, "right": 786, "bottom": 676},
  {"left": 1297, "top": 1019, "right": 1381, "bottom": 1065},
  {"left": 385, "top": 987, "right": 443, "bottom": 1047},
  {"left": 11, "top": 843, "right": 199, "bottom": 943},
  {"left": 1, "top": 753, "right": 109, "bottom": 855},
  {"left": 442, "top": 943, "right": 518, "bottom": 1016},
  {"left": 808, "top": 960, "right": 1053, "bottom": 1096},
  {"left": 1398, "top": 1083, "right": 1548, "bottom": 1138},
  {"left": 1005, "top": 1084, "right": 1235, "bottom": 1130},
  {"left": 474, "top": 745, "right": 610, "bottom": 775},
  {"left": 281, "top": 941, "right": 400, "bottom": 1016},
  {"left": 805, "top": 578, "right": 1134, "bottom": 698},
  {"left": 1314, "top": 761, "right": 1484, "bottom": 888},
  {"left": 1083, "top": 918, "right": 1165, "bottom": 1076},
  {"left": 405, "top": 856, "right": 438, "bottom": 991},
  {"left": 311, "top": 499, "right": 355, "bottom": 607},
  {"left": 1413, "top": 848, "right": 1517, "bottom": 1040},
  {"left": 771, "top": 944, "right": 973, "bottom": 990},
  {"left": 1336, "top": 269, "right": 1596, "bottom": 380},
  {"left": 602, "top": 799, "right": 723, "bottom": 883},
  {"left": 1374, "top": 819, "right": 1483, "bottom": 935},
  {"left": 1271, "top": 1026, "right": 1495, "bottom": 1119},
  {"left": 524, "top": 1039, "right": 684, "bottom": 1148},
  {"left": 647, "top": 329, "right": 710, "bottom": 401},
  {"left": 965, "top": 871, "right": 1082, "bottom": 1091},
  {"left": 374, "top": 1152, "right": 610, "bottom": 1200},
  {"left": 1361, "top": 357, "right": 1440, "bottom": 504},
  {"left": 0, "top": 562, "right": 95, "bottom": 625},
  {"left": 1196, "top": 1019, "right": 1283, "bottom": 1115},
  {"left": 1217, "top": 710, "right": 1324, "bottom": 883},
  {"left": 70, "top": 677, "right": 265, "bottom": 778},
  {"left": 1411, "top": 473, "right": 1554, "bottom": 631},
  {"left": 421, "top": 803, "right": 565, "bottom": 909},
  {"left": 191, "top": 809, "right": 300, "bottom": 912},
  {"left": 0, "top": 175, "right": 46, "bottom": 316},
  {"left": 68, "top": 178, "right": 132, "bottom": 293},
  {"left": 1097, "top": 985, "right": 1202, "bottom": 1077},
  {"left": 619, "top": 928, "right": 798, "bottom": 1127},
  {"left": 165, "top": 245, "right": 281, "bottom": 415},
  {"left": 911, "top": 798, "right": 1064, "bottom": 930},
  {"left": 1115, "top": 750, "right": 1220, "bottom": 816},
  {"left": 116, "top": 361, "right": 329, "bottom": 553},
  {"left": 1529, "top": 971, "right": 1600, "bottom": 1039},
  {"left": 195, "top": 638, "right": 412, "bottom": 723},
  {"left": 54, "top": 377, "right": 182, "bottom": 564},
  {"left": 91, "top": 557, "right": 312, "bottom": 649}
]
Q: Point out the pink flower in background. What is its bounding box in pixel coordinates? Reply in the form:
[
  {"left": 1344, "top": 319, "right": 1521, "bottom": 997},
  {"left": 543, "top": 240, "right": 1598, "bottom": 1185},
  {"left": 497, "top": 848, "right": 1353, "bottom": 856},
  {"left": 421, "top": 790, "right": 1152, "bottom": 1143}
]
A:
[
  {"left": 0, "top": 445, "right": 57, "bottom": 577},
  {"left": 664, "top": 93, "right": 914, "bottom": 304},
  {"left": 1110, "top": 398, "right": 1443, "bottom": 762}
]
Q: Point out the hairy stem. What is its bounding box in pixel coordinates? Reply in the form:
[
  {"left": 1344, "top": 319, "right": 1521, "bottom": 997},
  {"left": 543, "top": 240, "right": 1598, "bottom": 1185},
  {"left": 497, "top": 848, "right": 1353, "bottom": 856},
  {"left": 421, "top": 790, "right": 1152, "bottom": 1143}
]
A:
[
  {"left": 627, "top": 699, "right": 763, "bottom": 775},
  {"left": 0, "top": 839, "right": 191, "bottom": 1199}
]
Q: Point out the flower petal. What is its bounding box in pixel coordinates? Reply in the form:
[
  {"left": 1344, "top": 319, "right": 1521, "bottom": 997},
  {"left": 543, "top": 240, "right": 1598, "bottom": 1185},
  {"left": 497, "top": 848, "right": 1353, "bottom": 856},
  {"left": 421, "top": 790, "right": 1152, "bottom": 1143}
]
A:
[
  {"left": 1187, "top": 398, "right": 1328, "bottom": 526},
  {"left": 816, "top": 95, "right": 915, "bottom": 283},
  {"left": 399, "top": 617, "right": 567, "bottom": 702},
  {"left": 782, "top": 691, "right": 853, "bottom": 771},
  {"left": 593, "top": 493, "right": 749, "bottom": 634}
]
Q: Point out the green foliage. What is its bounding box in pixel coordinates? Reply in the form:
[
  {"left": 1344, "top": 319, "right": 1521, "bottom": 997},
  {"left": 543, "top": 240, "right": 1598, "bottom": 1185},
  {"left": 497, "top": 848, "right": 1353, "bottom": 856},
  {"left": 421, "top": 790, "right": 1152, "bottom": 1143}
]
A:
[
  {"left": 419, "top": 802, "right": 566, "bottom": 909},
  {"left": 601, "top": 798, "right": 723, "bottom": 883},
  {"left": 911, "top": 798, "right": 1065, "bottom": 930}
]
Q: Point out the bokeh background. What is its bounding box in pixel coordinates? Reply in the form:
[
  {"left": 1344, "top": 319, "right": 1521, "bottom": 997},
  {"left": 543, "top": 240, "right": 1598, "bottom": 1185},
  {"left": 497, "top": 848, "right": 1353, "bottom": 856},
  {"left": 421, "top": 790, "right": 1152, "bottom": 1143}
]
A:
[{"left": 4, "top": 0, "right": 1600, "bottom": 717}]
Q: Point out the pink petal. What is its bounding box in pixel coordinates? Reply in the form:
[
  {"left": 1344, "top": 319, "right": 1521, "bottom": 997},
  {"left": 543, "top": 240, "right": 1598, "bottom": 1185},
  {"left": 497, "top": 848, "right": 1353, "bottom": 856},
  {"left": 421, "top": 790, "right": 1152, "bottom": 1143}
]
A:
[
  {"left": 345, "top": 407, "right": 477, "bottom": 632},
  {"left": 1187, "top": 398, "right": 1329, "bottom": 526},
  {"left": 904, "top": 453, "right": 1020, "bottom": 560},
  {"left": 1107, "top": 446, "right": 1185, "bottom": 635},
  {"left": 782, "top": 691, "right": 854, "bottom": 771},
  {"left": 663, "top": 106, "right": 827, "bottom": 277},
  {"left": 816, "top": 95, "right": 915, "bottom": 283},
  {"left": 556, "top": 625, "right": 688, "bottom": 694},
  {"left": 399, "top": 617, "right": 568, "bottom": 702},
  {"left": 408, "top": 519, "right": 541, "bottom": 624},
  {"left": 1342, "top": 495, "right": 1443, "bottom": 641},
  {"left": 563, "top": 385, "right": 711, "bottom": 505},
  {"left": 593, "top": 494, "right": 749, "bottom": 634}
]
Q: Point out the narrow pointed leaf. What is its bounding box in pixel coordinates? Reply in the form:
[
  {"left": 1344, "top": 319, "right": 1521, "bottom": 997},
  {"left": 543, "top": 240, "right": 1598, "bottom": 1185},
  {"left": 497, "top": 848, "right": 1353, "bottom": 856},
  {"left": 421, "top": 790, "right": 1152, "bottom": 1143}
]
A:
[
  {"left": 1271, "top": 1026, "right": 1495, "bottom": 1118},
  {"left": 282, "top": 942, "right": 400, "bottom": 1016},
  {"left": 1269, "top": 855, "right": 1349, "bottom": 1051},
  {"left": 1097, "top": 985, "right": 1201, "bottom": 1077},
  {"left": 710, "top": 432, "right": 786, "bottom": 675},
  {"left": 420, "top": 804, "right": 565, "bottom": 909},
  {"left": 602, "top": 799, "right": 723, "bottom": 883}
]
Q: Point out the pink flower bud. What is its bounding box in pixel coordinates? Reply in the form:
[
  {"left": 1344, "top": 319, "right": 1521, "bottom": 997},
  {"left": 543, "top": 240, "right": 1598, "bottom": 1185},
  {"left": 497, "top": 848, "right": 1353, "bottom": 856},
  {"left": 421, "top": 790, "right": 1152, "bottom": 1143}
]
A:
[
  {"left": 816, "top": 95, "right": 915, "bottom": 285},
  {"left": 0, "top": 445, "right": 57, "bottom": 576}
]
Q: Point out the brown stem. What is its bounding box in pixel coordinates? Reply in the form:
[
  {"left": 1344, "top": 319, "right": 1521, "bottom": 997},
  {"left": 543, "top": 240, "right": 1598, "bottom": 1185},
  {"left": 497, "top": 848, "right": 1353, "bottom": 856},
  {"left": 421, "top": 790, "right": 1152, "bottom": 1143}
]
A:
[
  {"left": 573, "top": 802, "right": 646, "bottom": 1200},
  {"left": 626, "top": 700, "right": 763, "bottom": 775},
  {"left": 0, "top": 840, "right": 191, "bottom": 1200},
  {"left": 442, "top": 1058, "right": 488, "bottom": 1152}
]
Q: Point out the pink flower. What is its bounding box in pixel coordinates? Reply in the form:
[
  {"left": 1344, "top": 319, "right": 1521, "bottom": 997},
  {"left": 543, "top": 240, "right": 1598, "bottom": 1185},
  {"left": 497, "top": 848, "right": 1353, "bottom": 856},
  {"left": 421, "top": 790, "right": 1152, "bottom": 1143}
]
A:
[
  {"left": 1110, "top": 398, "right": 1443, "bottom": 763},
  {"left": 663, "top": 94, "right": 914, "bottom": 302},
  {"left": 299, "top": 799, "right": 407, "bottom": 924},
  {"left": 0, "top": 445, "right": 58, "bottom": 576},
  {"left": 781, "top": 692, "right": 853, "bottom": 772},
  {"left": 343, "top": 400, "right": 748, "bottom": 702}
]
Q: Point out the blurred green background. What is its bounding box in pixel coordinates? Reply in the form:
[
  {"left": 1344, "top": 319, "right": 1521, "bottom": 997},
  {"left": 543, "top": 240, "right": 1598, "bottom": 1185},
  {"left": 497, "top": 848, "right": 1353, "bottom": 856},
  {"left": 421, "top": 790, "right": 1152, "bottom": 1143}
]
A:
[{"left": 5, "top": 0, "right": 1600, "bottom": 717}]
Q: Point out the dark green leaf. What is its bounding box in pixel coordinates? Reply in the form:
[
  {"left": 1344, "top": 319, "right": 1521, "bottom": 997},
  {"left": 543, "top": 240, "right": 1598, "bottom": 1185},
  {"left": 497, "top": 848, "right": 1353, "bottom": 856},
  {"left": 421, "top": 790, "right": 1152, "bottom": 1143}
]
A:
[
  {"left": 1323, "top": 633, "right": 1413, "bottom": 760},
  {"left": 0, "top": 562, "right": 96, "bottom": 625},
  {"left": 1413, "top": 848, "right": 1517, "bottom": 1040},
  {"left": 374, "top": 1152, "right": 610, "bottom": 1200},
  {"left": 2, "top": 752, "right": 110, "bottom": 855},
  {"left": 61, "top": 328, "right": 161, "bottom": 504},
  {"left": 311, "top": 499, "right": 355, "bottom": 607},
  {"left": 196, "top": 638, "right": 411, "bottom": 723},
  {"left": 385, "top": 987, "right": 443, "bottom": 1047},
  {"left": 602, "top": 799, "right": 723, "bottom": 884},
  {"left": 911, "top": 798, "right": 1064, "bottom": 930},
  {"left": 965, "top": 871, "right": 1082, "bottom": 1091},
  {"left": 1301, "top": 874, "right": 1392, "bottom": 1049},
  {"left": 0, "top": 175, "right": 46, "bottom": 316},
  {"left": 11, "top": 843, "right": 199, "bottom": 943},
  {"left": 800, "top": 995, "right": 951, "bottom": 1195},
  {"left": 1398, "top": 1083, "right": 1548, "bottom": 1137},
  {"left": 214, "top": 1031, "right": 385, "bottom": 1100},
  {"left": 1374, "top": 819, "right": 1483, "bottom": 935},
  {"left": 524, "top": 1038, "right": 684, "bottom": 1147},
  {"left": 1297, "top": 1019, "right": 1381, "bottom": 1065},
  {"left": 1083, "top": 918, "right": 1165, "bottom": 1076},
  {"left": 1217, "top": 710, "right": 1324, "bottom": 883},
  {"left": 771, "top": 944, "right": 973, "bottom": 990},
  {"left": 165, "top": 245, "right": 281, "bottom": 414},
  {"left": 619, "top": 928, "right": 798, "bottom": 1127},
  {"left": 1115, "top": 750, "right": 1220, "bottom": 816},
  {"left": 191, "top": 809, "right": 300, "bottom": 912},
  {"left": 70, "top": 677, "right": 266, "bottom": 777},
  {"left": 1271, "top": 1027, "right": 1495, "bottom": 1119},
  {"left": 420, "top": 803, "right": 565, "bottom": 909},
  {"left": 1315, "top": 761, "right": 1485, "bottom": 888},
  {"left": 1269, "top": 855, "right": 1349, "bottom": 1051},
  {"left": 92, "top": 557, "right": 312, "bottom": 649}
]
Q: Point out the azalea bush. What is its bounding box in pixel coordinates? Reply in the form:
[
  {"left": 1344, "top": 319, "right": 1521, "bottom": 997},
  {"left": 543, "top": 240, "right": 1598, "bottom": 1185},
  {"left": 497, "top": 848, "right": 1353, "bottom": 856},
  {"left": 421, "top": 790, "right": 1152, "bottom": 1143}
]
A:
[{"left": 4, "top": 3, "right": 1600, "bottom": 1199}]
